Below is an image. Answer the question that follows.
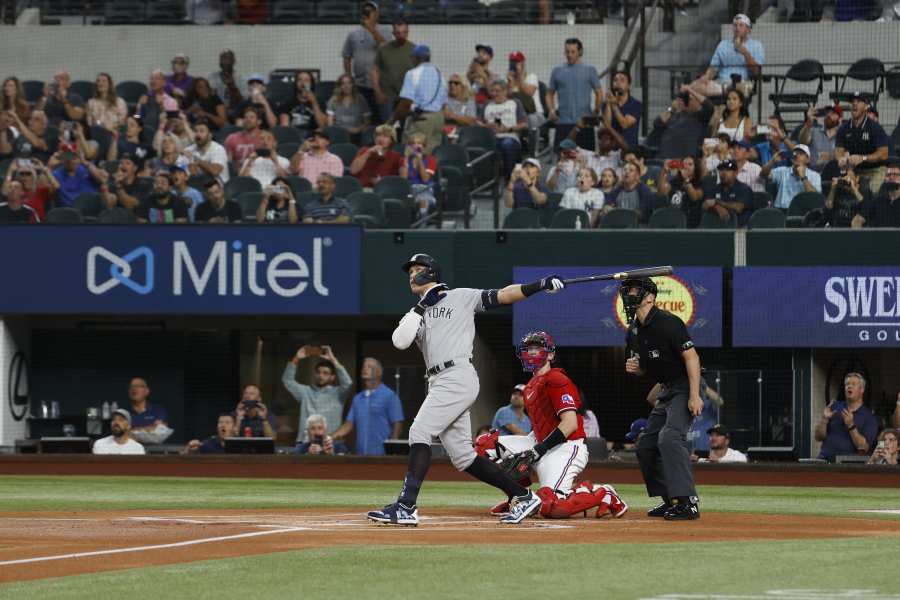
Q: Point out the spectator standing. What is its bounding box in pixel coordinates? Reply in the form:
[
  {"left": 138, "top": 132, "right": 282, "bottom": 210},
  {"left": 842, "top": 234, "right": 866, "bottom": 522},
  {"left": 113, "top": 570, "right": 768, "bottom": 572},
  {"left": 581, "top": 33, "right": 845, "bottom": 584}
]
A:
[
  {"left": 491, "top": 385, "right": 532, "bottom": 436},
  {"left": 277, "top": 71, "right": 326, "bottom": 135},
  {"left": 657, "top": 156, "right": 705, "bottom": 228},
  {"left": 824, "top": 166, "right": 867, "bottom": 228},
  {"left": 185, "top": 414, "right": 236, "bottom": 454},
  {"left": 467, "top": 44, "right": 497, "bottom": 103},
  {"left": 165, "top": 54, "right": 194, "bottom": 105},
  {"left": 567, "top": 126, "right": 625, "bottom": 180},
  {"left": 699, "top": 425, "right": 747, "bottom": 463},
  {"left": 184, "top": 77, "right": 227, "bottom": 131},
  {"left": 546, "top": 38, "right": 603, "bottom": 150},
  {"left": 332, "top": 357, "right": 405, "bottom": 456},
  {"left": 835, "top": 92, "right": 890, "bottom": 194},
  {"left": 92, "top": 409, "right": 145, "bottom": 455},
  {"left": 0, "top": 180, "right": 39, "bottom": 223},
  {"left": 295, "top": 415, "right": 350, "bottom": 455},
  {"left": 443, "top": 75, "right": 478, "bottom": 132},
  {"left": 170, "top": 165, "right": 204, "bottom": 222},
  {"left": 185, "top": 119, "right": 229, "bottom": 185},
  {"left": 815, "top": 372, "right": 878, "bottom": 461},
  {"left": 326, "top": 75, "right": 372, "bottom": 141},
  {"left": 606, "top": 161, "right": 656, "bottom": 222},
  {"left": 5, "top": 157, "right": 58, "bottom": 220},
  {"left": 2, "top": 77, "right": 30, "bottom": 123},
  {"left": 507, "top": 51, "right": 545, "bottom": 129},
  {"left": 125, "top": 377, "right": 171, "bottom": 435},
  {"left": 342, "top": 1, "right": 387, "bottom": 121},
  {"left": 234, "top": 75, "right": 277, "bottom": 130},
  {"left": 349, "top": 124, "right": 403, "bottom": 187},
  {"left": 761, "top": 144, "right": 821, "bottom": 211},
  {"left": 399, "top": 132, "right": 438, "bottom": 220},
  {"left": 225, "top": 106, "right": 265, "bottom": 169},
  {"left": 136, "top": 170, "right": 189, "bottom": 224},
  {"left": 798, "top": 104, "right": 842, "bottom": 168},
  {"left": 867, "top": 429, "right": 898, "bottom": 465},
  {"left": 282, "top": 345, "right": 353, "bottom": 440},
  {"left": 481, "top": 80, "right": 526, "bottom": 180},
  {"left": 702, "top": 160, "right": 753, "bottom": 224},
  {"left": 392, "top": 45, "right": 447, "bottom": 154},
  {"left": 208, "top": 49, "right": 246, "bottom": 116},
  {"left": 8, "top": 110, "right": 55, "bottom": 164},
  {"left": 603, "top": 70, "right": 642, "bottom": 148},
  {"left": 689, "top": 14, "right": 763, "bottom": 98},
  {"left": 560, "top": 167, "right": 607, "bottom": 227},
  {"left": 651, "top": 86, "right": 713, "bottom": 160},
  {"left": 731, "top": 139, "right": 763, "bottom": 192},
  {"left": 302, "top": 173, "right": 351, "bottom": 224},
  {"left": 39, "top": 70, "right": 85, "bottom": 127},
  {"left": 709, "top": 89, "right": 752, "bottom": 142},
  {"left": 546, "top": 139, "right": 581, "bottom": 193},
  {"left": 138, "top": 70, "right": 176, "bottom": 145},
  {"left": 240, "top": 131, "right": 290, "bottom": 188},
  {"left": 256, "top": 177, "right": 298, "bottom": 224},
  {"left": 87, "top": 73, "right": 127, "bottom": 132},
  {"left": 48, "top": 145, "right": 107, "bottom": 207},
  {"left": 105, "top": 153, "right": 150, "bottom": 211},
  {"left": 372, "top": 20, "right": 415, "bottom": 123},
  {"left": 195, "top": 179, "right": 242, "bottom": 223},
  {"left": 290, "top": 129, "right": 343, "bottom": 186},
  {"left": 504, "top": 158, "right": 548, "bottom": 209}
]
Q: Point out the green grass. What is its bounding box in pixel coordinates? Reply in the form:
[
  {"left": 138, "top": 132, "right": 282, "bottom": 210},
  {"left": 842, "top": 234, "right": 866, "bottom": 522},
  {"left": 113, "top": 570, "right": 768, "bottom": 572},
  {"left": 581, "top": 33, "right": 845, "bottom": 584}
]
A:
[
  {"left": 2, "top": 538, "right": 898, "bottom": 600},
  {"left": 0, "top": 475, "right": 898, "bottom": 518}
]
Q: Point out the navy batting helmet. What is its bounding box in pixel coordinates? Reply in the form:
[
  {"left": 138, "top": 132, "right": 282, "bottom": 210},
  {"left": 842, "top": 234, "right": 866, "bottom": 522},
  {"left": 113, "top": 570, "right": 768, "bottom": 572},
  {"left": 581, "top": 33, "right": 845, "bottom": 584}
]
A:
[{"left": 402, "top": 253, "right": 442, "bottom": 286}]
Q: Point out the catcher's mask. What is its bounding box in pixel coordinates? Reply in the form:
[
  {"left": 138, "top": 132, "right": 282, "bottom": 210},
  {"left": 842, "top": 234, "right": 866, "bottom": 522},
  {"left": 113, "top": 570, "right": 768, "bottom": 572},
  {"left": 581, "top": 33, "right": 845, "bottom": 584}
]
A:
[
  {"left": 517, "top": 330, "right": 556, "bottom": 372},
  {"left": 619, "top": 277, "right": 658, "bottom": 325}
]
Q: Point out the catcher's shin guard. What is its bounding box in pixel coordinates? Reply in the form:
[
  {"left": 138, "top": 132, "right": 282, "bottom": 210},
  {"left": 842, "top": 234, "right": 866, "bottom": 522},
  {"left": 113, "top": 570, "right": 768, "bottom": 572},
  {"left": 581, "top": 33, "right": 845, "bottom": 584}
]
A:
[{"left": 537, "top": 482, "right": 626, "bottom": 519}]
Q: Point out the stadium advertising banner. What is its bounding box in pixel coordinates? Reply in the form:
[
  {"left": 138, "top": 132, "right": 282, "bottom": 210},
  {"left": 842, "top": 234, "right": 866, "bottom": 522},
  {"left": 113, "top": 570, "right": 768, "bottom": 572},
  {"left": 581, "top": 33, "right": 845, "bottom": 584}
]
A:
[
  {"left": 512, "top": 266, "right": 723, "bottom": 347},
  {"left": 0, "top": 226, "right": 361, "bottom": 315},
  {"left": 733, "top": 267, "right": 900, "bottom": 347}
]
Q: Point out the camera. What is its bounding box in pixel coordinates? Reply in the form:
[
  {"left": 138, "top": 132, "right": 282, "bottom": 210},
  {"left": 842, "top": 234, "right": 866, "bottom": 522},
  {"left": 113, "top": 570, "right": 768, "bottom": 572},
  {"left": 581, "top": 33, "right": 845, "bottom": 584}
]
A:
[
  {"left": 582, "top": 116, "right": 600, "bottom": 127},
  {"left": 613, "top": 87, "right": 625, "bottom": 97},
  {"left": 678, "top": 91, "right": 691, "bottom": 106},
  {"left": 730, "top": 73, "right": 742, "bottom": 86},
  {"left": 508, "top": 59, "right": 517, "bottom": 72},
  {"left": 166, "top": 110, "right": 180, "bottom": 120},
  {"left": 256, "top": 148, "right": 271, "bottom": 158},
  {"left": 494, "top": 118, "right": 502, "bottom": 126},
  {"left": 668, "top": 159, "right": 683, "bottom": 170},
  {"left": 313, "top": 435, "right": 324, "bottom": 446}
]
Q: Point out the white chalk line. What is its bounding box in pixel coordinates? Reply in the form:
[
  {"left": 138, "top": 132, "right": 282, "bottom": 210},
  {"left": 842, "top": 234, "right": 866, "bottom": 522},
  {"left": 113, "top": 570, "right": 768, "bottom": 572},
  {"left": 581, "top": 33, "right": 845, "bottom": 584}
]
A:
[{"left": 0, "top": 527, "right": 307, "bottom": 567}]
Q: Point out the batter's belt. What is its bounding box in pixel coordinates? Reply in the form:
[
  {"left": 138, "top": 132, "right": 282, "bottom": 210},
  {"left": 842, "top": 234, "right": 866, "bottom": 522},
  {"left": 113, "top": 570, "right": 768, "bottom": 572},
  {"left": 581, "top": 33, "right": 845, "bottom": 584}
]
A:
[{"left": 426, "top": 357, "right": 473, "bottom": 376}]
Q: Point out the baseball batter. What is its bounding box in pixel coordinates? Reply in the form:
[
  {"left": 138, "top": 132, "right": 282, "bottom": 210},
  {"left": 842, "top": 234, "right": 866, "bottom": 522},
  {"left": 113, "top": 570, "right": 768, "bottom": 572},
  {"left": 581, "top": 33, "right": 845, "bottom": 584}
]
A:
[
  {"left": 367, "top": 253, "right": 565, "bottom": 526},
  {"left": 475, "top": 331, "right": 628, "bottom": 519}
]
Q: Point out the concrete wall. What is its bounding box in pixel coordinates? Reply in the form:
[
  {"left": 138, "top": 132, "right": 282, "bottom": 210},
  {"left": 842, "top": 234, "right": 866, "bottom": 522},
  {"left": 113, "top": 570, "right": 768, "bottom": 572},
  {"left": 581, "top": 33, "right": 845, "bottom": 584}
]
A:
[{"left": 0, "top": 24, "right": 623, "bottom": 88}]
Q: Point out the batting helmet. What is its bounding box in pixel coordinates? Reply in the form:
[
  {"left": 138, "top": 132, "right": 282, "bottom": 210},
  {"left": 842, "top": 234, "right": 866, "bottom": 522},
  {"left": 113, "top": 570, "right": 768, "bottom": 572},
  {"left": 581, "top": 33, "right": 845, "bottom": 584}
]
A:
[
  {"left": 619, "top": 277, "right": 658, "bottom": 324},
  {"left": 517, "top": 330, "right": 556, "bottom": 372},
  {"left": 401, "top": 253, "right": 442, "bottom": 286}
]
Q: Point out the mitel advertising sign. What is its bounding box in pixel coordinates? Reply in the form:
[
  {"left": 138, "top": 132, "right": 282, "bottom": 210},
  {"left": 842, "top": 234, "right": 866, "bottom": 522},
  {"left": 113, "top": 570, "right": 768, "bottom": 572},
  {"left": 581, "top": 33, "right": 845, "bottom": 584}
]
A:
[
  {"left": 512, "top": 266, "right": 723, "bottom": 347},
  {"left": 733, "top": 267, "right": 900, "bottom": 347},
  {"left": 0, "top": 225, "right": 361, "bottom": 314}
]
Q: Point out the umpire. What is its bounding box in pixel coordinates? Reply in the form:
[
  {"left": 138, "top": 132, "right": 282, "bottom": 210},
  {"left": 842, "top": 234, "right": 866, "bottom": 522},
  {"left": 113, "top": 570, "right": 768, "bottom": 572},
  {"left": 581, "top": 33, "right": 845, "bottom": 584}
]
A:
[
  {"left": 621, "top": 277, "right": 703, "bottom": 521},
  {"left": 390, "top": 44, "right": 446, "bottom": 154}
]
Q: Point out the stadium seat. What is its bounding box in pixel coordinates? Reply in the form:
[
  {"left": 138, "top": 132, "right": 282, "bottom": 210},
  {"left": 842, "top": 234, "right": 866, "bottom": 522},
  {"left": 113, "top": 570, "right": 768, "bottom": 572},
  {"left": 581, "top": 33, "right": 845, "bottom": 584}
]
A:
[
  {"left": 487, "top": 1, "right": 524, "bottom": 23},
  {"left": 549, "top": 208, "right": 590, "bottom": 229},
  {"left": 599, "top": 208, "right": 639, "bottom": 229},
  {"left": 46, "top": 207, "right": 84, "bottom": 224},
  {"left": 284, "top": 176, "right": 312, "bottom": 198},
  {"left": 295, "top": 191, "right": 321, "bottom": 208},
  {"left": 699, "top": 209, "right": 737, "bottom": 229},
  {"left": 403, "top": 0, "right": 442, "bottom": 23},
  {"left": 436, "top": 166, "right": 473, "bottom": 228},
  {"left": 97, "top": 207, "right": 137, "bottom": 224},
  {"left": 383, "top": 198, "right": 413, "bottom": 229},
  {"left": 747, "top": 207, "right": 787, "bottom": 229},
  {"left": 648, "top": 206, "right": 687, "bottom": 229},
  {"left": 374, "top": 176, "right": 412, "bottom": 203},
  {"left": 752, "top": 191, "right": 773, "bottom": 212},
  {"left": 277, "top": 142, "right": 300, "bottom": 159},
  {"left": 352, "top": 214, "right": 379, "bottom": 228},
  {"left": 214, "top": 125, "right": 241, "bottom": 145},
  {"left": 188, "top": 174, "right": 213, "bottom": 189},
  {"left": 265, "top": 80, "right": 295, "bottom": 109},
  {"left": 347, "top": 191, "right": 385, "bottom": 226},
  {"left": 73, "top": 193, "right": 105, "bottom": 221},
  {"left": 433, "top": 144, "right": 468, "bottom": 170},
  {"left": 830, "top": 58, "right": 885, "bottom": 107},
  {"left": 767, "top": 59, "right": 826, "bottom": 118},
  {"left": 115, "top": 80, "right": 148, "bottom": 107},
  {"left": 539, "top": 192, "right": 563, "bottom": 228},
  {"left": 269, "top": 0, "right": 316, "bottom": 23},
  {"left": 316, "top": 81, "right": 336, "bottom": 107},
  {"left": 323, "top": 125, "right": 351, "bottom": 145},
  {"left": 225, "top": 176, "right": 262, "bottom": 201},
  {"left": 22, "top": 80, "right": 44, "bottom": 104},
  {"left": 331, "top": 143, "right": 359, "bottom": 169},
  {"left": 503, "top": 207, "right": 541, "bottom": 229},
  {"left": 105, "top": 0, "right": 146, "bottom": 24},
  {"left": 69, "top": 80, "right": 95, "bottom": 101},
  {"left": 445, "top": 0, "right": 486, "bottom": 22},
  {"left": 271, "top": 126, "right": 305, "bottom": 145},
  {"left": 334, "top": 176, "right": 362, "bottom": 198},
  {"left": 89, "top": 126, "right": 113, "bottom": 160},
  {"left": 317, "top": 0, "right": 358, "bottom": 23},
  {"left": 144, "top": 0, "right": 187, "bottom": 24},
  {"left": 786, "top": 191, "right": 825, "bottom": 227},
  {"left": 236, "top": 191, "right": 264, "bottom": 221}
]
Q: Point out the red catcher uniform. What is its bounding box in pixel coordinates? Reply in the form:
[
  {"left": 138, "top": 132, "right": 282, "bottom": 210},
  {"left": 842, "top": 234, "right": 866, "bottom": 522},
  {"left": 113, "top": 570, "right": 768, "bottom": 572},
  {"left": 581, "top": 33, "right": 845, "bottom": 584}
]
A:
[{"left": 523, "top": 367, "right": 586, "bottom": 444}]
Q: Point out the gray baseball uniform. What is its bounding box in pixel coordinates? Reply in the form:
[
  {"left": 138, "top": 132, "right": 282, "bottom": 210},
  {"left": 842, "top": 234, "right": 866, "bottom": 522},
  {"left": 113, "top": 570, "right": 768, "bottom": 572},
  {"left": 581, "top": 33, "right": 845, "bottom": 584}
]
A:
[{"left": 393, "top": 287, "right": 487, "bottom": 470}]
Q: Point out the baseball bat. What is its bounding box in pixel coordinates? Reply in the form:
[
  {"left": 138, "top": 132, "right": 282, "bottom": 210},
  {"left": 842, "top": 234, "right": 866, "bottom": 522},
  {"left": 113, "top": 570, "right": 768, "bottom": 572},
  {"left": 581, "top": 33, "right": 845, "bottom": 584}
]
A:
[{"left": 561, "top": 266, "right": 673, "bottom": 286}]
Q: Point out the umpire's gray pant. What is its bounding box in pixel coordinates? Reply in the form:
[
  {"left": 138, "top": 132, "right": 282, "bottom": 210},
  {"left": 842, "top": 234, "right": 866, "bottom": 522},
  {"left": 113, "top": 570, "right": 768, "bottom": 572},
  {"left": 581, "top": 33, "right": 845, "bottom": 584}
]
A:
[{"left": 636, "top": 381, "right": 698, "bottom": 499}]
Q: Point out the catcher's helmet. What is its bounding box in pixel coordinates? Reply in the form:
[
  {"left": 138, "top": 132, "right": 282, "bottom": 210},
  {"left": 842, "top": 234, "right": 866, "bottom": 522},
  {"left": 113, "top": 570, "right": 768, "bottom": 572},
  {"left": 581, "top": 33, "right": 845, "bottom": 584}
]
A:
[
  {"left": 619, "top": 277, "right": 658, "bottom": 324},
  {"left": 517, "top": 330, "right": 556, "bottom": 372},
  {"left": 402, "top": 253, "right": 442, "bottom": 286}
]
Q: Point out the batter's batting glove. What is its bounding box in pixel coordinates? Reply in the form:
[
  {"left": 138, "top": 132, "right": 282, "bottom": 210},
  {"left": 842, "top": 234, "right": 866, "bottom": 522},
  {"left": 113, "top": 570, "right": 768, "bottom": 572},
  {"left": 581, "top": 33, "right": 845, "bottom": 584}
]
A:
[
  {"left": 522, "top": 275, "right": 565, "bottom": 297},
  {"left": 413, "top": 284, "right": 448, "bottom": 315}
]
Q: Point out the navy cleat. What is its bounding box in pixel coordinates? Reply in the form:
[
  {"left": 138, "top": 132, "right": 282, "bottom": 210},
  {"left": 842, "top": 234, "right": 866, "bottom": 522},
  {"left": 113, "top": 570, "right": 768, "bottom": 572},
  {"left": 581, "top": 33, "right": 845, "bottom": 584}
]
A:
[
  {"left": 367, "top": 502, "right": 419, "bottom": 526},
  {"left": 499, "top": 491, "right": 541, "bottom": 524}
]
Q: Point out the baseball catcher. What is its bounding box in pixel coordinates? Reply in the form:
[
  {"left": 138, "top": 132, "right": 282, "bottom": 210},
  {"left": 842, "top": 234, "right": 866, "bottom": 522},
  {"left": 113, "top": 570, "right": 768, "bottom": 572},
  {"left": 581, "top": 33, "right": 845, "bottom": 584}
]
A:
[{"left": 475, "top": 331, "right": 628, "bottom": 519}]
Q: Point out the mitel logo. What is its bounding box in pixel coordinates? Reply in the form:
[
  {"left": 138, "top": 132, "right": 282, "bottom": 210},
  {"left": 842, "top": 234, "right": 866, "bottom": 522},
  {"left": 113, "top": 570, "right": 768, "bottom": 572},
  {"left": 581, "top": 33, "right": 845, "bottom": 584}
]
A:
[
  {"left": 823, "top": 276, "right": 900, "bottom": 342},
  {"left": 87, "top": 238, "right": 330, "bottom": 298}
]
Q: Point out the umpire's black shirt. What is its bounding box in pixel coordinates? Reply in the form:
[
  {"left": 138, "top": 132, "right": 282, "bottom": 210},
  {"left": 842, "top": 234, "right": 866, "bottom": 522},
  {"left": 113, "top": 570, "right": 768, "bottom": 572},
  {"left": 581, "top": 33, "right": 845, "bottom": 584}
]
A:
[{"left": 626, "top": 306, "right": 694, "bottom": 384}]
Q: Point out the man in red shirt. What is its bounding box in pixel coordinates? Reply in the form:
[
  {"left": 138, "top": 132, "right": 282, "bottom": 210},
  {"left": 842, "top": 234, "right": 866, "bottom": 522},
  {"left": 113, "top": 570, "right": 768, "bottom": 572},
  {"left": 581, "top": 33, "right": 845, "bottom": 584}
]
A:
[
  {"left": 225, "top": 106, "right": 264, "bottom": 169},
  {"left": 349, "top": 123, "right": 403, "bottom": 188},
  {"left": 476, "top": 331, "right": 627, "bottom": 519}
]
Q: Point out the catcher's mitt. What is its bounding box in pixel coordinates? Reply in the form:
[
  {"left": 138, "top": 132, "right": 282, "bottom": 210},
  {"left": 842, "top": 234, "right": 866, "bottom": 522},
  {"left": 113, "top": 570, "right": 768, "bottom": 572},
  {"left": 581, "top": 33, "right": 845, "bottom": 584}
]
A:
[{"left": 499, "top": 449, "right": 539, "bottom": 479}]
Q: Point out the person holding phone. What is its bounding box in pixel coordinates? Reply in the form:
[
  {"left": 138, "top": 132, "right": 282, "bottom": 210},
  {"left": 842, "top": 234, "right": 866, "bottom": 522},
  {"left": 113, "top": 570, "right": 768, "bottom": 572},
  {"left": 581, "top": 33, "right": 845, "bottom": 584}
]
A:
[
  {"left": 760, "top": 143, "right": 821, "bottom": 211},
  {"left": 481, "top": 80, "right": 527, "bottom": 180},
  {"left": 507, "top": 51, "right": 544, "bottom": 129},
  {"left": 289, "top": 129, "right": 343, "bottom": 186},
  {"left": 282, "top": 344, "right": 354, "bottom": 441},
  {"left": 867, "top": 430, "right": 898, "bottom": 466},
  {"left": 232, "top": 74, "right": 277, "bottom": 129},
  {"left": 603, "top": 70, "right": 642, "bottom": 148},
  {"left": 240, "top": 130, "right": 290, "bottom": 187},
  {"left": 657, "top": 156, "right": 705, "bottom": 227},
  {"left": 504, "top": 158, "right": 547, "bottom": 209},
  {"left": 256, "top": 177, "right": 298, "bottom": 224},
  {"left": 294, "top": 415, "right": 349, "bottom": 455},
  {"left": 798, "top": 104, "right": 842, "bottom": 169},
  {"left": 277, "top": 70, "right": 326, "bottom": 135},
  {"left": 750, "top": 114, "right": 793, "bottom": 166}
]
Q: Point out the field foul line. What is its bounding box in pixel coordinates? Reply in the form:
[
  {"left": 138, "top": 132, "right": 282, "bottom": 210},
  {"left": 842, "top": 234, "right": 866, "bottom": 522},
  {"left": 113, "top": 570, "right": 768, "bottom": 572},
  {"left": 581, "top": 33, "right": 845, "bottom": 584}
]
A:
[
  {"left": 123, "top": 515, "right": 575, "bottom": 530},
  {"left": 0, "top": 527, "right": 307, "bottom": 567}
]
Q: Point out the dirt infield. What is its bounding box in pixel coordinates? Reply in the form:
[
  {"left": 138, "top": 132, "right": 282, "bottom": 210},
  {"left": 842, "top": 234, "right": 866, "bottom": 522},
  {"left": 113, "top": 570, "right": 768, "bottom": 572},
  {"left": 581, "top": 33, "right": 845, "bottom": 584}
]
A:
[{"left": 2, "top": 509, "right": 900, "bottom": 583}]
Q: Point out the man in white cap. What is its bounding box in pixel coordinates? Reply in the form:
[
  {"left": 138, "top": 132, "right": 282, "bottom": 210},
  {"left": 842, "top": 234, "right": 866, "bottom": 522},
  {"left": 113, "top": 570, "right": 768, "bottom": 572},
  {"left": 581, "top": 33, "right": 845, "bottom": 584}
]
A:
[
  {"left": 689, "top": 13, "right": 763, "bottom": 98},
  {"left": 760, "top": 143, "right": 822, "bottom": 210},
  {"left": 92, "top": 409, "right": 146, "bottom": 455},
  {"left": 491, "top": 384, "right": 532, "bottom": 436}
]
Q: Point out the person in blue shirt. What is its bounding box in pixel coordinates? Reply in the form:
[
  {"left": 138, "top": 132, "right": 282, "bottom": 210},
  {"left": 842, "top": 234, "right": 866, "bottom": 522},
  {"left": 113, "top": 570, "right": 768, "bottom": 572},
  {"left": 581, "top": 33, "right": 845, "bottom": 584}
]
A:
[
  {"left": 689, "top": 13, "right": 763, "bottom": 98},
  {"left": 815, "top": 372, "right": 878, "bottom": 461},
  {"left": 125, "top": 377, "right": 172, "bottom": 443},
  {"left": 332, "top": 357, "right": 404, "bottom": 455},
  {"left": 185, "top": 413, "right": 236, "bottom": 454},
  {"left": 48, "top": 146, "right": 107, "bottom": 207},
  {"left": 760, "top": 144, "right": 822, "bottom": 210},
  {"left": 603, "top": 70, "right": 641, "bottom": 148},
  {"left": 546, "top": 37, "right": 603, "bottom": 151},
  {"left": 750, "top": 114, "right": 792, "bottom": 167},
  {"left": 393, "top": 44, "right": 447, "bottom": 154},
  {"left": 491, "top": 384, "right": 532, "bottom": 436}
]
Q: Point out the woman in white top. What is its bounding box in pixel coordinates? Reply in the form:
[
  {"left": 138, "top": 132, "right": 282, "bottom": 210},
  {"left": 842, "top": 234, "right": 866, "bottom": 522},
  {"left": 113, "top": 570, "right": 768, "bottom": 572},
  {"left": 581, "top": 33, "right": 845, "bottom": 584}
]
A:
[
  {"left": 87, "top": 73, "right": 128, "bottom": 132},
  {"left": 560, "top": 167, "right": 606, "bottom": 227},
  {"left": 709, "top": 88, "right": 752, "bottom": 142}
]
